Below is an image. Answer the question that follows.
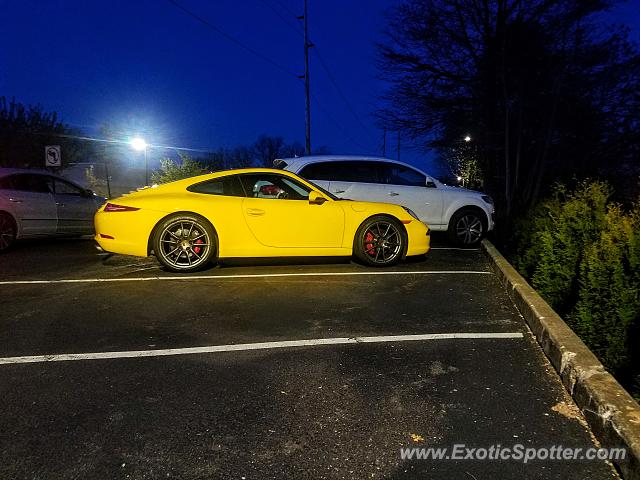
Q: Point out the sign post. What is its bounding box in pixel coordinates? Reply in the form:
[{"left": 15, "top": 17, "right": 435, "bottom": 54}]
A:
[{"left": 45, "top": 145, "right": 62, "bottom": 168}]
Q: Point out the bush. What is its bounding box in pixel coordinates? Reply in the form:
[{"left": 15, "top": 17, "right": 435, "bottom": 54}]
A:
[
  {"left": 514, "top": 181, "right": 640, "bottom": 399},
  {"left": 569, "top": 204, "right": 640, "bottom": 383},
  {"left": 514, "top": 181, "right": 610, "bottom": 314}
]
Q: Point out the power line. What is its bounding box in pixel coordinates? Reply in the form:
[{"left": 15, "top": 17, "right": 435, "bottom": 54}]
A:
[
  {"left": 167, "top": 0, "right": 373, "bottom": 154},
  {"left": 308, "top": 92, "right": 370, "bottom": 152},
  {"left": 167, "top": 0, "right": 299, "bottom": 78},
  {"left": 256, "top": 0, "right": 376, "bottom": 145},
  {"left": 312, "top": 48, "right": 376, "bottom": 142},
  {"left": 269, "top": 0, "right": 299, "bottom": 19},
  {"left": 256, "top": 0, "right": 303, "bottom": 36}
]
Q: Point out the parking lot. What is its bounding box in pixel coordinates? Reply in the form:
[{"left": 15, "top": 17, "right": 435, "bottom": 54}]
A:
[{"left": 0, "top": 236, "right": 617, "bottom": 479}]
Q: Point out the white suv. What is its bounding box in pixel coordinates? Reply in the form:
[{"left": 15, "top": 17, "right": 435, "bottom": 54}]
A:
[{"left": 277, "top": 155, "right": 495, "bottom": 246}]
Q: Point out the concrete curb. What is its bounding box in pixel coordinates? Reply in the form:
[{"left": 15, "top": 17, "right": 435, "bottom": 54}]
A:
[{"left": 481, "top": 239, "right": 640, "bottom": 479}]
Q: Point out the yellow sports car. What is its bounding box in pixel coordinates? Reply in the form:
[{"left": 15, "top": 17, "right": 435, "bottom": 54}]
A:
[{"left": 94, "top": 168, "right": 430, "bottom": 272}]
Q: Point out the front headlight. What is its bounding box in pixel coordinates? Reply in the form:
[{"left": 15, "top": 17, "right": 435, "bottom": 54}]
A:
[
  {"left": 481, "top": 195, "right": 494, "bottom": 205},
  {"left": 402, "top": 206, "right": 420, "bottom": 220}
]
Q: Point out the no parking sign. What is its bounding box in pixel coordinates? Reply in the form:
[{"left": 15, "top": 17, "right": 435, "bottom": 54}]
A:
[{"left": 45, "top": 145, "right": 61, "bottom": 167}]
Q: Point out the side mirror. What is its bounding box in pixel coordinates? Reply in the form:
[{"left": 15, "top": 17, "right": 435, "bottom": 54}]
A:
[
  {"left": 82, "top": 188, "right": 94, "bottom": 197},
  {"left": 309, "top": 191, "right": 327, "bottom": 205}
]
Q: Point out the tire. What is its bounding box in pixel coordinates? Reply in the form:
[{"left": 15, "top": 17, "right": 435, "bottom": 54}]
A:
[
  {"left": 153, "top": 213, "right": 217, "bottom": 272},
  {"left": 447, "top": 208, "right": 486, "bottom": 247},
  {"left": 0, "top": 212, "right": 17, "bottom": 253},
  {"left": 353, "top": 215, "right": 406, "bottom": 267}
]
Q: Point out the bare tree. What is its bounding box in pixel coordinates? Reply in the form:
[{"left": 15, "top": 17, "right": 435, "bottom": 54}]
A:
[{"left": 378, "top": 0, "right": 640, "bottom": 220}]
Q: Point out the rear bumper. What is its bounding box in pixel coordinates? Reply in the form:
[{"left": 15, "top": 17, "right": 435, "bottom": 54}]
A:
[{"left": 94, "top": 209, "right": 163, "bottom": 257}]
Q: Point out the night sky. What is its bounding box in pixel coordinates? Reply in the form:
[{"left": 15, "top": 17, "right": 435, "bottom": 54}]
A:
[{"left": 1, "top": 0, "right": 638, "bottom": 175}]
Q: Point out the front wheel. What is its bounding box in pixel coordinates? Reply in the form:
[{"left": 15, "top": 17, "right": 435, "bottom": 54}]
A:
[
  {"left": 353, "top": 215, "right": 406, "bottom": 267},
  {"left": 153, "top": 214, "right": 217, "bottom": 272},
  {"left": 447, "top": 209, "right": 486, "bottom": 247}
]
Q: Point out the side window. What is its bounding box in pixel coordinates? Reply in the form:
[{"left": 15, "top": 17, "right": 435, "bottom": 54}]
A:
[
  {"left": 381, "top": 163, "right": 426, "bottom": 187},
  {"left": 11, "top": 174, "right": 53, "bottom": 193},
  {"left": 54, "top": 179, "right": 83, "bottom": 196},
  {"left": 239, "top": 174, "right": 311, "bottom": 200},
  {"left": 339, "top": 161, "right": 380, "bottom": 183},
  {"left": 299, "top": 162, "right": 337, "bottom": 181},
  {"left": 187, "top": 176, "right": 245, "bottom": 196},
  {"left": 0, "top": 175, "right": 16, "bottom": 190}
]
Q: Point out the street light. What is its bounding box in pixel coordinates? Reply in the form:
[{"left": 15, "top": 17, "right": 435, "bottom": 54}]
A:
[
  {"left": 464, "top": 135, "right": 471, "bottom": 142},
  {"left": 130, "top": 137, "right": 149, "bottom": 185}
]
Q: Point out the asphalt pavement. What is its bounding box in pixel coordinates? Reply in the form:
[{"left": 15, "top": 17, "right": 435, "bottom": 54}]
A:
[{"left": 0, "top": 235, "right": 618, "bottom": 479}]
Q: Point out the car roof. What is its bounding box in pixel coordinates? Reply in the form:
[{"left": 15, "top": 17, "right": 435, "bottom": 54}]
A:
[
  {"left": 0, "top": 168, "right": 84, "bottom": 186},
  {"left": 274, "top": 155, "right": 426, "bottom": 173},
  {"left": 0, "top": 167, "right": 60, "bottom": 178}
]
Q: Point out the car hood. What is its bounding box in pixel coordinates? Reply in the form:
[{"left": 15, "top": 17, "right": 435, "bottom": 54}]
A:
[{"left": 437, "top": 183, "right": 485, "bottom": 199}]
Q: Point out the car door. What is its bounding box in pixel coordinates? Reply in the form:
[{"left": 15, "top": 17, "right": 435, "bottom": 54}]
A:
[
  {"left": 52, "top": 178, "right": 97, "bottom": 234},
  {"left": 239, "top": 173, "right": 345, "bottom": 248},
  {"left": 378, "top": 162, "right": 444, "bottom": 227},
  {"left": 0, "top": 174, "right": 57, "bottom": 236}
]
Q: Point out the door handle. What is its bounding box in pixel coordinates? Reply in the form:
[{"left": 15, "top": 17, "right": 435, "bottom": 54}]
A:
[
  {"left": 246, "top": 208, "right": 265, "bottom": 216},
  {"left": 8, "top": 198, "right": 23, "bottom": 203},
  {"left": 334, "top": 189, "right": 346, "bottom": 194},
  {"left": 388, "top": 192, "right": 400, "bottom": 196}
]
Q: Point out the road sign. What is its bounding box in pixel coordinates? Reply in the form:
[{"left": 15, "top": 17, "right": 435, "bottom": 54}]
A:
[{"left": 45, "top": 145, "right": 62, "bottom": 167}]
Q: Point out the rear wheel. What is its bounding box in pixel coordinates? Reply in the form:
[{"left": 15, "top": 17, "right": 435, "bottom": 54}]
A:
[
  {"left": 0, "top": 212, "right": 16, "bottom": 253},
  {"left": 353, "top": 215, "right": 405, "bottom": 267},
  {"left": 447, "top": 208, "right": 485, "bottom": 247},
  {"left": 153, "top": 214, "right": 216, "bottom": 272}
]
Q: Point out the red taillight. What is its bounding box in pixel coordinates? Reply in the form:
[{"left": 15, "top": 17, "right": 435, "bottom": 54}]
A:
[{"left": 104, "top": 203, "right": 140, "bottom": 212}]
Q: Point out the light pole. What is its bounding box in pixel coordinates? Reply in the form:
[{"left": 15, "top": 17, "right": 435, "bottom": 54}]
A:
[{"left": 130, "top": 137, "right": 148, "bottom": 185}]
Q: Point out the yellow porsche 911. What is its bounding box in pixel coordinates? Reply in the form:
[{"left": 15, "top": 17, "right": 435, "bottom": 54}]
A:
[{"left": 94, "top": 168, "right": 430, "bottom": 272}]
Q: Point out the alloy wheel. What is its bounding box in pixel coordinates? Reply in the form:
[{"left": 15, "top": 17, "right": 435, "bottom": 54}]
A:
[
  {"left": 455, "top": 214, "right": 483, "bottom": 245},
  {"left": 157, "top": 219, "right": 212, "bottom": 270},
  {"left": 362, "top": 221, "right": 402, "bottom": 264}
]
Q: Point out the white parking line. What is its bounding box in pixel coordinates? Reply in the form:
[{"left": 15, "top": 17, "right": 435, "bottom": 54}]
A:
[
  {"left": 0, "top": 332, "right": 523, "bottom": 365},
  {"left": 0, "top": 270, "right": 492, "bottom": 286},
  {"left": 430, "top": 247, "right": 481, "bottom": 251}
]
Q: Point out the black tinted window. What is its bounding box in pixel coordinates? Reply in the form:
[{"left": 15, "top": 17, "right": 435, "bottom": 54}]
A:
[
  {"left": 188, "top": 175, "right": 245, "bottom": 196},
  {"left": 54, "top": 179, "right": 83, "bottom": 195},
  {"left": 0, "top": 175, "right": 16, "bottom": 189},
  {"left": 299, "top": 162, "right": 337, "bottom": 181},
  {"left": 11, "top": 174, "right": 53, "bottom": 193},
  {"left": 380, "top": 163, "right": 426, "bottom": 187},
  {"left": 300, "top": 161, "right": 379, "bottom": 183}
]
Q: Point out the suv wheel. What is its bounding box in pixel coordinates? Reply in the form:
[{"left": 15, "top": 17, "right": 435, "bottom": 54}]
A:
[{"left": 448, "top": 209, "right": 485, "bottom": 247}]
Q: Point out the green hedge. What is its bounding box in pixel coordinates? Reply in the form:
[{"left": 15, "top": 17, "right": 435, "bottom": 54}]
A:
[{"left": 514, "top": 181, "right": 640, "bottom": 399}]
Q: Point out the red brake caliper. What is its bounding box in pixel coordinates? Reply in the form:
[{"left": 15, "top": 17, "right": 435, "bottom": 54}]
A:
[
  {"left": 364, "top": 231, "right": 375, "bottom": 256},
  {"left": 193, "top": 238, "right": 204, "bottom": 255}
]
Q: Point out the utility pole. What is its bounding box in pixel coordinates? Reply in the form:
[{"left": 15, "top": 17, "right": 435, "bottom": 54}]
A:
[
  {"left": 382, "top": 128, "right": 387, "bottom": 157},
  {"left": 299, "top": 0, "right": 312, "bottom": 155}
]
